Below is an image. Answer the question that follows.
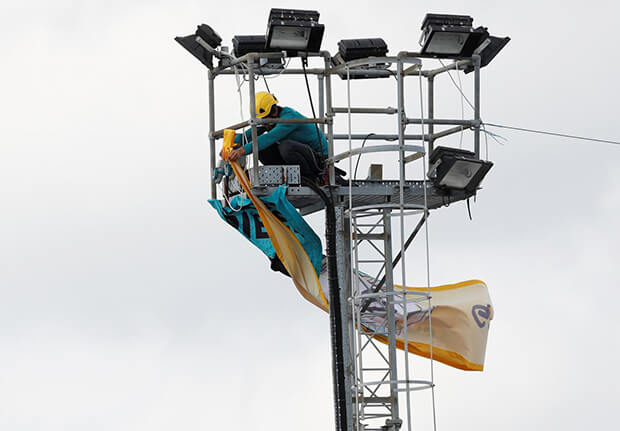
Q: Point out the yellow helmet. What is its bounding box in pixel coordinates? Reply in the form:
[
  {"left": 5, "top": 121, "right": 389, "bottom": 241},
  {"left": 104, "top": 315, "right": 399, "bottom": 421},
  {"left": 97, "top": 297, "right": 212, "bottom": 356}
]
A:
[{"left": 254, "top": 92, "right": 278, "bottom": 118}]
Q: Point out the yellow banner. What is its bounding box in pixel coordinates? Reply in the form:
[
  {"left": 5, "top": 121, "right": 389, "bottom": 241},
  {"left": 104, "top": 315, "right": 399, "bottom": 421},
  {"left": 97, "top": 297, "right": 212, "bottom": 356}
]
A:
[
  {"left": 222, "top": 130, "right": 328, "bottom": 311},
  {"left": 221, "top": 129, "right": 492, "bottom": 370}
]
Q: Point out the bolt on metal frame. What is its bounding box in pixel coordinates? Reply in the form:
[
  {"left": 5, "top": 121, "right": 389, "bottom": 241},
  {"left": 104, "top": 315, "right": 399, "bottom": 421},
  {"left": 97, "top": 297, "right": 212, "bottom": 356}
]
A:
[{"left": 205, "top": 48, "right": 482, "bottom": 431}]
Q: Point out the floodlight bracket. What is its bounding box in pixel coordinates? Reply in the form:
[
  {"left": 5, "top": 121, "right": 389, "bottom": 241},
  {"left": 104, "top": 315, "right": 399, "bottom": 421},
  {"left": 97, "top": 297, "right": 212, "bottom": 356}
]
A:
[
  {"left": 427, "top": 159, "right": 442, "bottom": 178},
  {"left": 196, "top": 36, "right": 223, "bottom": 58},
  {"left": 175, "top": 34, "right": 217, "bottom": 69},
  {"left": 474, "top": 38, "right": 492, "bottom": 55}
]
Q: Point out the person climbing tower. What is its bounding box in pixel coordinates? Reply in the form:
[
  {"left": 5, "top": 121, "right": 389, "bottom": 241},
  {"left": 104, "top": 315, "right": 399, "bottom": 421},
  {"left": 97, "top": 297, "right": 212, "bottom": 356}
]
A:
[{"left": 224, "top": 92, "right": 345, "bottom": 184}]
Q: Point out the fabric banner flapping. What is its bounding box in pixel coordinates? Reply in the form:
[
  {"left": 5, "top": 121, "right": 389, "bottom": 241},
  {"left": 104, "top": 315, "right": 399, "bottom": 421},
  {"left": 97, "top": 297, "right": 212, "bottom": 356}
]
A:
[{"left": 213, "top": 129, "right": 493, "bottom": 370}]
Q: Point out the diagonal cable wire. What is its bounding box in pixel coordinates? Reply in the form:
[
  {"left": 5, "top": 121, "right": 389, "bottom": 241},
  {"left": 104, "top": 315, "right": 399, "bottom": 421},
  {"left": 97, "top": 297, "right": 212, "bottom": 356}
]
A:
[
  {"left": 483, "top": 123, "right": 620, "bottom": 146},
  {"left": 438, "top": 60, "right": 620, "bottom": 148}
]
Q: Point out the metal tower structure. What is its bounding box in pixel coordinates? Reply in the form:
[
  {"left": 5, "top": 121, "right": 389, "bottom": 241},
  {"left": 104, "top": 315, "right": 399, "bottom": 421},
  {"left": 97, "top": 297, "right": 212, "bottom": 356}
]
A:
[{"left": 204, "top": 48, "right": 486, "bottom": 431}]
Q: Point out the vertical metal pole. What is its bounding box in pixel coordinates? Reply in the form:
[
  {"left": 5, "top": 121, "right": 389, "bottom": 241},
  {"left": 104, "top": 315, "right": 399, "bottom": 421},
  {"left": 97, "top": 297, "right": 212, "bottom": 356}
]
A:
[
  {"left": 336, "top": 206, "right": 354, "bottom": 431},
  {"left": 247, "top": 59, "right": 260, "bottom": 185},
  {"left": 324, "top": 56, "right": 335, "bottom": 185},
  {"left": 351, "top": 213, "right": 363, "bottom": 431},
  {"left": 318, "top": 74, "right": 325, "bottom": 134},
  {"left": 397, "top": 61, "right": 405, "bottom": 177},
  {"left": 392, "top": 58, "right": 406, "bottom": 431},
  {"left": 383, "top": 209, "right": 400, "bottom": 428},
  {"left": 427, "top": 75, "right": 435, "bottom": 155},
  {"left": 473, "top": 54, "right": 481, "bottom": 159},
  {"left": 208, "top": 71, "right": 216, "bottom": 199}
]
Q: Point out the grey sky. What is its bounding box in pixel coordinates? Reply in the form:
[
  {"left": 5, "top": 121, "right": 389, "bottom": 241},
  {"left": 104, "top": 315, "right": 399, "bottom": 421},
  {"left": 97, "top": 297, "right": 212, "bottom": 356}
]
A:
[{"left": 1, "top": 0, "right": 619, "bottom": 430}]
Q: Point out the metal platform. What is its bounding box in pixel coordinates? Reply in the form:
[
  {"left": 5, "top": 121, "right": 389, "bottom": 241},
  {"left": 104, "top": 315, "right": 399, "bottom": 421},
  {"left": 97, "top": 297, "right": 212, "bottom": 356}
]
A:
[{"left": 251, "top": 180, "right": 473, "bottom": 215}]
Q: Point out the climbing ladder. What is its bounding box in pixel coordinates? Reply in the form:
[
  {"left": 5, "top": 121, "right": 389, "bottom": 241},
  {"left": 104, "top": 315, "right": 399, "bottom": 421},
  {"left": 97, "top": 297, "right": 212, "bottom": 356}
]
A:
[{"left": 348, "top": 206, "right": 434, "bottom": 431}]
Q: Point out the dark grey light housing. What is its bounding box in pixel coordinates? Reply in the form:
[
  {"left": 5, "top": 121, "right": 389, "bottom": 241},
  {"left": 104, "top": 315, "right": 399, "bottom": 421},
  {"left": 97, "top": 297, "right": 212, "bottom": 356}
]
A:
[
  {"left": 420, "top": 14, "right": 489, "bottom": 57},
  {"left": 266, "top": 8, "right": 325, "bottom": 53},
  {"left": 175, "top": 24, "right": 222, "bottom": 69},
  {"left": 338, "top": 38, "right": 388, "bottom": 61},
  {"left": 429, "top": 146, "right": 493, "bottom": 192}
]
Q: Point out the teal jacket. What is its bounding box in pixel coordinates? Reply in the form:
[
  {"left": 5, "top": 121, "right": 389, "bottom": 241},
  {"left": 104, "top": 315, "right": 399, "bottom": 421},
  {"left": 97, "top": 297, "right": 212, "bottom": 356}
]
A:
[{"left": 234, "top": 107, "right": 328, "bottom": 156}]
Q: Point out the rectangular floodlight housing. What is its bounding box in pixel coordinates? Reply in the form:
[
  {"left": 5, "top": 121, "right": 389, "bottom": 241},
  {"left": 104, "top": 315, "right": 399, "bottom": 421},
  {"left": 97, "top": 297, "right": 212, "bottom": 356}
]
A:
[
  {"left": 338, "top": 38, "right": 388, "bottom": 61},
  {"left": 331, "top": 52, "right": 391, "bottom": 80},
  {"left": 175, "top": 24, "right": 222, "bottom": 69},
  {"left": 420, "top": 13, "right": 489, "bottom": 58},
  {"left": 266, "top": 8, "right": 324, "bottom": 53},
  {"left": 429, "top": 146, "right": 493, "bottom": 192},
  {"left": 421, "top": 13, "right": 473, "bottom": 29},
  {"left": 429, "top": 146, "right": 476, "bottom": 165},
  {"left": 232, "top": 35, "right": 284, "bottom": 69},
  {"left": 437, "top": 159, "right": 485, "bottom": 189},
  {"left": 464, "top": 35, "right": 511, "bottom": 73},
  {"left": 196, "top": 24, "right": 222, "bottom": 49},
  {"left": 269, "top": 8, "right": 319, "bottom": 21},
  {"left": 175, "top": 34, "right": 214, "bottom": 68},
  {"left": 421, "top": 25, "right": 489, "bottom": 57},
  {"left": 232, "top": 35, "right": 269, "bottom": 56}
]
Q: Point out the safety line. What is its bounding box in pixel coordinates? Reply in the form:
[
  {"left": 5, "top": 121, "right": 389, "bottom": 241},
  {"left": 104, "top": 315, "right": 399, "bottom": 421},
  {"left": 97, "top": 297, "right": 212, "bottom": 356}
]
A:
[
  {"left": 438, "top": 59, "right": 474, "bottom": 111},
  {"left": 397, "top": 60, "right": 413, "bottom": 431},
  {"left": 258, "top": 64, "right": 271, "bottom": 93},
  {"left": 346, "top": 65, "right": 359, "bottom": 431},
  {"left": 456, "top": 65, "right": 465, "bottom": 149},
  {"left": 436, "top": 60, "right": 509, "bottom": 152},
  {"left": 438, "top": 60, "right": 466, "bottom": 149},
  {"left": 483, "top": 123, "right": 620, "bottom": 146},
  {"left": 346, "top": 65, "right": 355, "bottom": 321},
  {"left": 263, "top": 57, "right": 292, "bottom": 80},
  {"left": 419, "top": 66, "right": 438, "bottom": 431},
  {"left": 436, "top": 59, "right": 620, "bottom": 149},
  {"left": 218, "top": 183, "right": 243, "bottom": 212},
  {"left": 233, "top": 65, "right": 250, "bottom": 151}
]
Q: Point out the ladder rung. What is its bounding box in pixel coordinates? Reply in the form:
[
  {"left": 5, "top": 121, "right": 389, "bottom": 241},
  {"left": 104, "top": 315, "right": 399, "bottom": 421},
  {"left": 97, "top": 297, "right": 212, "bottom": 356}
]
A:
[
  {"left": 353, "top": 233, "right": 385, "bottom": 240},
  {"left": 359, "top": 396, "right": 393, "bottom": 405}
]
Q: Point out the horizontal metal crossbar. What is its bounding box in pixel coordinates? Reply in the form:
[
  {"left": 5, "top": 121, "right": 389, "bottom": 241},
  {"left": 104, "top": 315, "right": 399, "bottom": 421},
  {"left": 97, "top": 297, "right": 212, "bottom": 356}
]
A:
[
  {"left": 251, "top": 180, "right": 473, "bottom": 216},
  {"left": 332, "top": 133, "right": 429, "bottom": 141},
  {"left": 359, "top": 397, "right": 394, "bottom": 405},
  {"left": 352, "top": 232, "right": 385, "bottom": 240},
  {"left": 212, "top": 117, "right": 327, "bottom": 138},
  {"left": 406, "top": 118, "right": 478, "bottom": 126},
  {"left": 329, "top": 145, "right": 424, "bottom": 163},
  {"left": 332, "top": 107, "right": 397, "bottom": 114}
]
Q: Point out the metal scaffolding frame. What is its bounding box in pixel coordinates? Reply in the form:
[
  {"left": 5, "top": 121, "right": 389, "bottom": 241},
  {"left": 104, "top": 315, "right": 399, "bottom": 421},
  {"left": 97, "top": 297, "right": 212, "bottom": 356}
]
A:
[
  {"left": 208, "top": 51, "right": 482, "bottom": 199},
  {"left": 205, "top": 49, "right": 483, "bottom": 431},
  {"left": 347, "top": 206, "right": 436, "bottom": 431}
]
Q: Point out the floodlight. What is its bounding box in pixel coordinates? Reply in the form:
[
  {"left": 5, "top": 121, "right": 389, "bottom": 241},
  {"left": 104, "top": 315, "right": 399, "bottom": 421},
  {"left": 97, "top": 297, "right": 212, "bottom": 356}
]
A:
[
  {"left": 463, "top": 35, "right": 511, "bottom": 74},
  {"left": 419, "top": 13, "right": 489, "bottom": 57},
  {"left": 196, "top": 24, "right": 222, "bottom": 48},
  {"left": 175, "top": 24, "right": 222, "bottom": 69},
  {"left": 428, "top": 146, "right": 493, "bottom": 192},
  {"left": 331, "top": 38, "right": 390, "bottom": 80},
  {"left": 331, "top": 52, "right": 391, "bottom": 80},
  {"left": 232, "top": 35, "right": 284, "bottom": 70},
  {"left": 266, "top": 8, "right": 325, "bottom": 53},
  {"left": 338, "top": 38, "right": 388, "bottom": 61},
  {"left": 232, "top": 35, "right": 268, "bottom": 56}
]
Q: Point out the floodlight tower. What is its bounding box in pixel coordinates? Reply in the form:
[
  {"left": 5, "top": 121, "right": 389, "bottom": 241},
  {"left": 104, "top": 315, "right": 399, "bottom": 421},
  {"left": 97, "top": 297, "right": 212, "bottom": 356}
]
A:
[{"left": 176, "top": 10, "right": 507, "bottom": 431}]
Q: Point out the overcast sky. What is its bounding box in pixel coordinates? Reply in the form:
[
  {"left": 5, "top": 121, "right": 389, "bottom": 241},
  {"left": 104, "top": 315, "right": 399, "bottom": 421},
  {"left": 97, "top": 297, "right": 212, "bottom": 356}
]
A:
[{"left": 1, "top": 1, "right": 619, "bottom": 430}]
